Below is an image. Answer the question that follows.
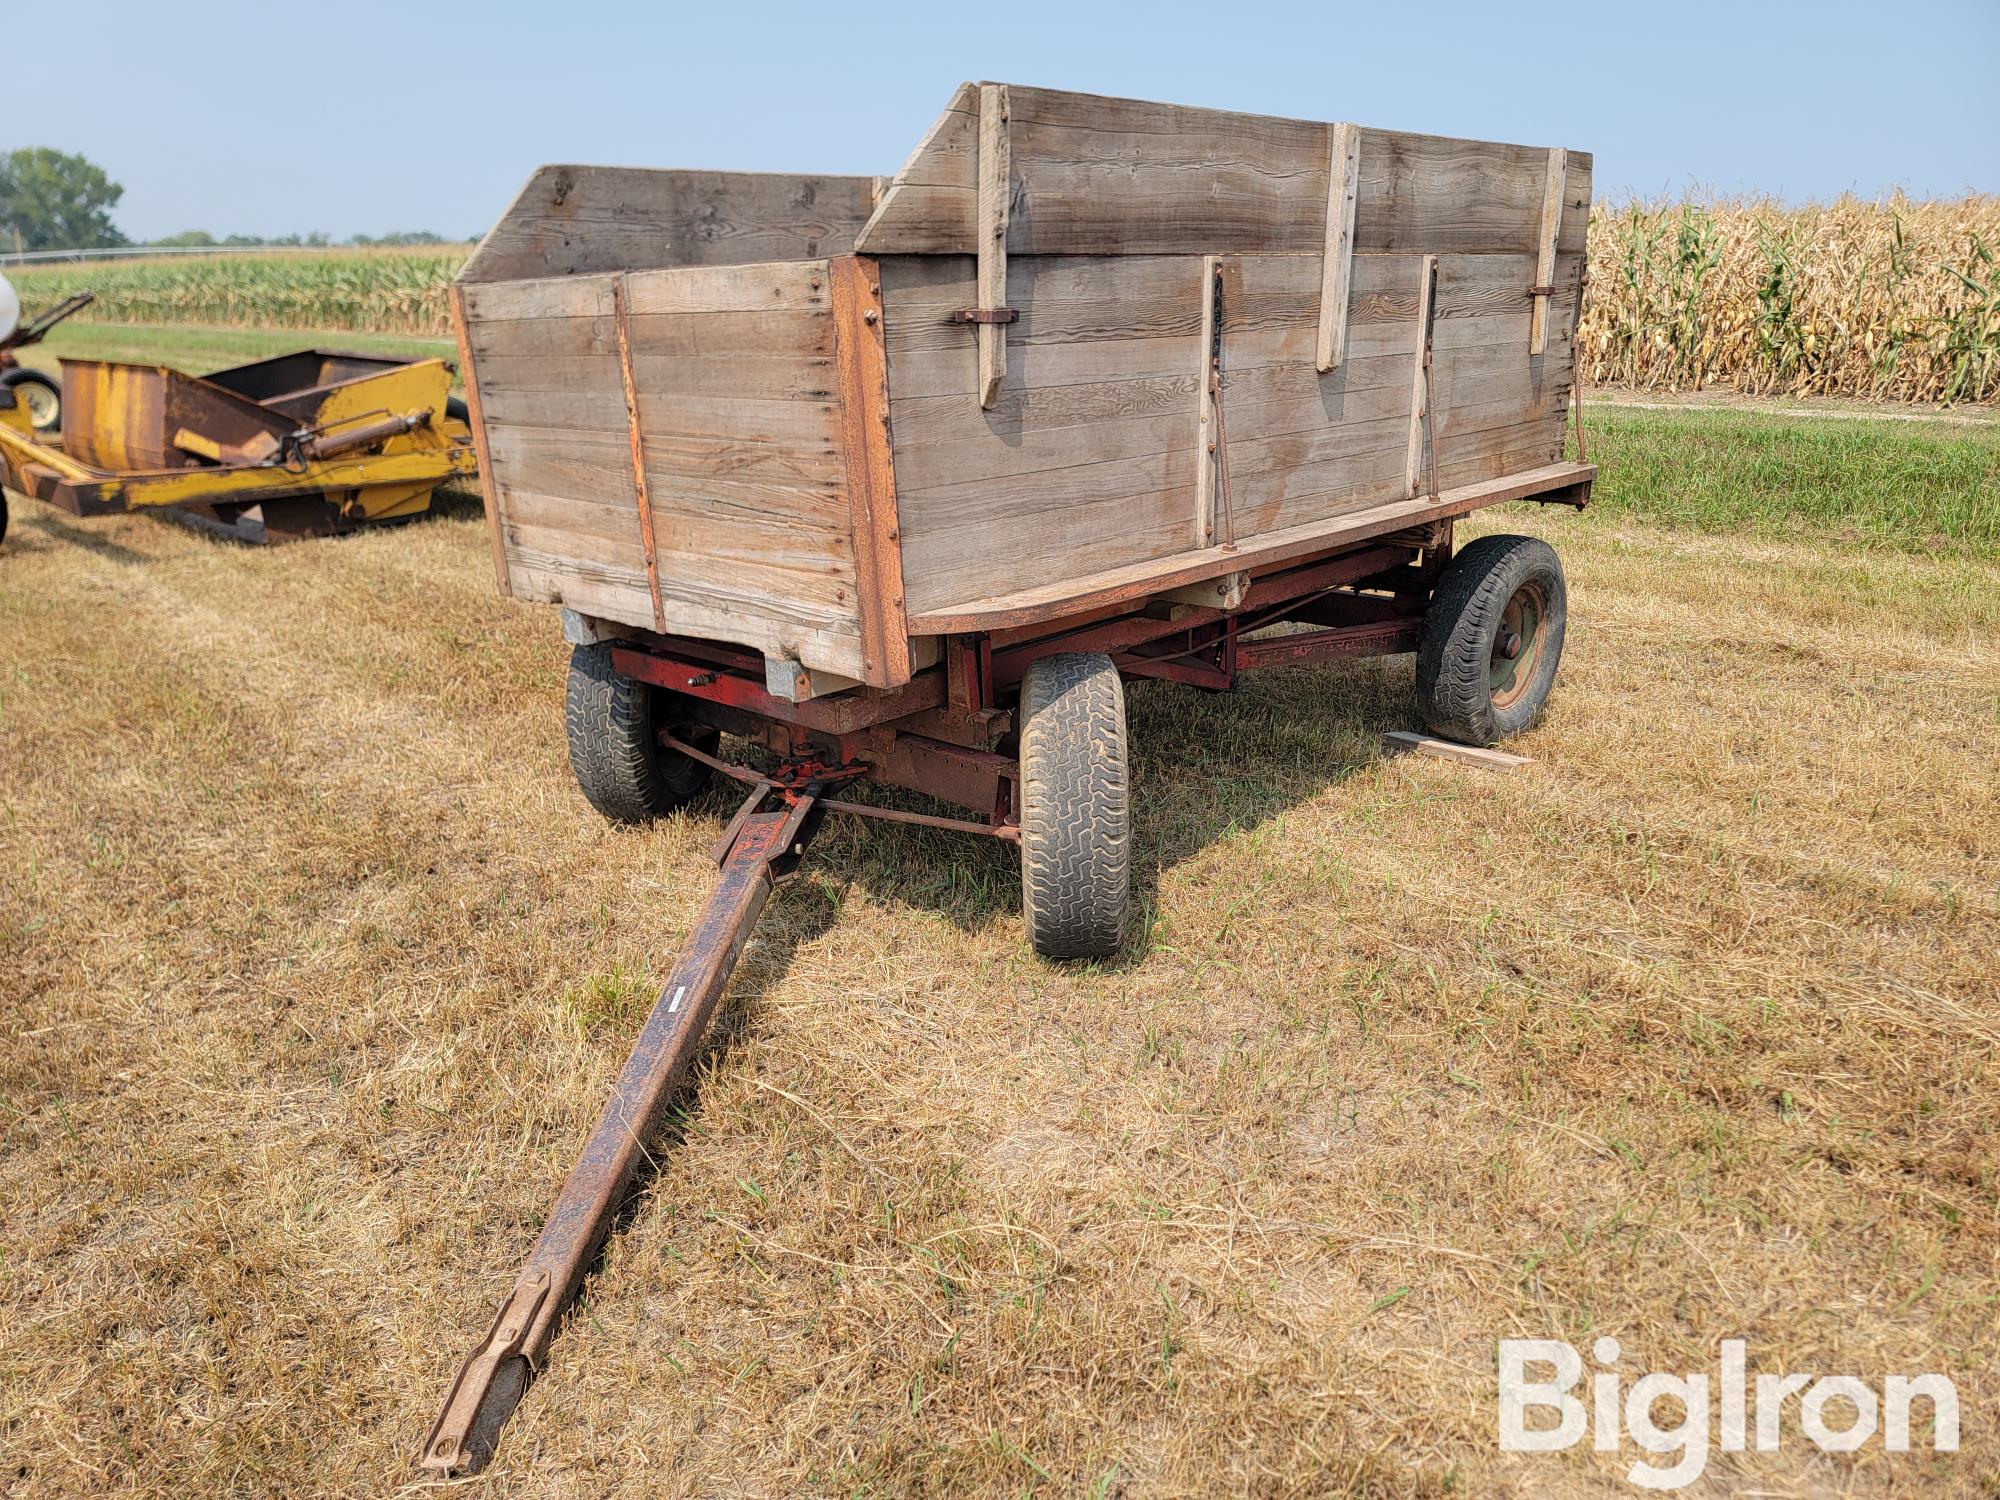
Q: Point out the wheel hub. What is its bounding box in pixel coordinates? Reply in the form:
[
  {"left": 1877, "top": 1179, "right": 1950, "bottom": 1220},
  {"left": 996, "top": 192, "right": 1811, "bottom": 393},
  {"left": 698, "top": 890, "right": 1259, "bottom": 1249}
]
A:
[
  {"left": 19, "top": 380, "right": 58, "bottom": 429},
  {"left": 1488, "top": 582, "right": 1547, "bottom": 711}
]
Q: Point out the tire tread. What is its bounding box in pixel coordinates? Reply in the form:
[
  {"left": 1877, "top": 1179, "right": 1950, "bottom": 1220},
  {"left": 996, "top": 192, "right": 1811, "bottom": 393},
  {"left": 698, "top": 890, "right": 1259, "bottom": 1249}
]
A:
[
  {"left": 565, "top": 643, "right": 710, "bottom": 823},
  {"left": 1019, "top": 652, "right": 1131, "bottom": 960}
]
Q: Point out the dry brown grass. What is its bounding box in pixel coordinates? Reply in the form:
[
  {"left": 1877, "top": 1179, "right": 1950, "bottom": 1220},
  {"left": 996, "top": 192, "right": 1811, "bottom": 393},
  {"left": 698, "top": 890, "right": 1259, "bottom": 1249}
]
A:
[{"left": 1, "top": 489, "right": 1995, "bottom": 1496}]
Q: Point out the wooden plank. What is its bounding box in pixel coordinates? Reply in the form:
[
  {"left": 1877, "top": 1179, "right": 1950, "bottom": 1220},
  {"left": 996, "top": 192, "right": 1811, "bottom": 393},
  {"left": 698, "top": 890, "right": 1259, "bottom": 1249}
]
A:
[
  {"left": 1194, "top": 255, "right": 1222, "bottom": 546},
  {"left": 858, "top": 83, "right": 1589, "bottom": 258},
  {"left": 459, "top": 167, "right": 877, "bottom": 283},
  {"left": 449, "top": 283, "right": 512, "bottom": 597},
  {"left": 1530, "top": 147, "right": 1568, "bottom": 355},
  {"left": 505, "top": 545, "right": 655, "bottom": 622},
  {"left": 460, "top": 274, "right": 618, "bottom": 324},
  {"left": 622, "top": 260, "right": 832, "bottom": 316},
  {"left": 898, "top": 447, "right": 1201, "bottom": 615},
  {"left": 906, "top": 461, "right": 1595, "bottom": 633},
  {"left": 1315, "top": 122, "right": 1361, "bottom": 371},
  {"left": 1000, "top": 86, "right": 1332, "bottom": 255},
  {"left": 1382, "top": 731, "right": 1532, "bottom": 771},
  {"left": 481, "top": 424, "right": 639, "bottom": 507},
  {"left": 611, "top": 277, "right": 667, "bottom": 631},
  {"left": 854, "top": 83, "right": 979, "bottom": 253},
  {"left": 1406, "top": 255, "right": 1439, "bottom": 497},
  {"left": 976, "top": 84, "right": 1011, "bottom": 410},
  {"left": 830, "top": 255, "right": 911, "bottom": 687}
]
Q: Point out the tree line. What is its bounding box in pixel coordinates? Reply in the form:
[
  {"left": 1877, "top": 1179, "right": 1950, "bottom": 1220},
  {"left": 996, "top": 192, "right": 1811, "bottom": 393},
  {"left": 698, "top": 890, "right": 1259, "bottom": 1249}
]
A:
[{"left": 0, "top": 147, "right": 457, "bottom": 253}]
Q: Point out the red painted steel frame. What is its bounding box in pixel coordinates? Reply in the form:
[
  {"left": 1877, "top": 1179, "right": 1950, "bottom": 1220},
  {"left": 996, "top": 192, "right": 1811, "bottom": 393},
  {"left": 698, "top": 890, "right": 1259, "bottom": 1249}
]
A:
[{"left": 606, "top": 531, "right": 1452, "bottom": 831}]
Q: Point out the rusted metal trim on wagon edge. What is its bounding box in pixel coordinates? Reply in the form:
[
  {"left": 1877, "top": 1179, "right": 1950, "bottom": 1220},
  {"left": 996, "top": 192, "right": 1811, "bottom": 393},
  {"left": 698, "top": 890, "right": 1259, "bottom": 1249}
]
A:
[
  {"left": 449, "top": 283, "right": 512, "bottom": 597},
  {"left": 610, "top": 644, "right": 945, "bottom": 735},
  {"left": 830, "top": 255, "right": 912, "bottom": 688},
  {"left": 610, "top": 276, "right": 669, "bottom": 632}
]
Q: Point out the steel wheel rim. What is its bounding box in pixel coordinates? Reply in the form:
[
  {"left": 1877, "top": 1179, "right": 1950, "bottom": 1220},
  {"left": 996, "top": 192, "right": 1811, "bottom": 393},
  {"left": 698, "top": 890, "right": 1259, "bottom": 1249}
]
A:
[
  {"left": 19, "top": 380, "right": 58, "bottom": 430},
  {"left": 1488, "top": 580, "right": 1548, "bottom": 711}
]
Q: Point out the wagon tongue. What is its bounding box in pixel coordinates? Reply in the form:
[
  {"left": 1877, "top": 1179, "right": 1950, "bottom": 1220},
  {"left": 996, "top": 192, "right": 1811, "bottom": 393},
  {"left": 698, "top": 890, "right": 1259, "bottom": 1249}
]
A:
[{"left": 420, "top": 780, "right": 827, "bottom": 1474}]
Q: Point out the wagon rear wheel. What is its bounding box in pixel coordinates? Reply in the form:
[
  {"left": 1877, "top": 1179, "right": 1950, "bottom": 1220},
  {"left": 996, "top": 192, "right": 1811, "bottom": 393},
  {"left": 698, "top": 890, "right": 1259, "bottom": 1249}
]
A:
[
  {"left": 565, "top": 642, "right": 715, "bottom": 823},
  {"left": 1018, "top": 652, "right": 1131, "bottom": 960},
  {"left": 1416, "top": 534, "right": 1567, "bottom": 746}
]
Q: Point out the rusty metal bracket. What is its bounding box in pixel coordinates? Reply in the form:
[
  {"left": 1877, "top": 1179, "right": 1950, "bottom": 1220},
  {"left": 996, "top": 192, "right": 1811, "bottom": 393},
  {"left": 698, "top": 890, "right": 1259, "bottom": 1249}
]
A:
[
  {"left": 1524, "top": 284, "right": 1561, "bottom": 298},
  {"left": 419, "top": 778, "right": 830, "bottom": 1475},
  {"left": 948, "top": 308, "right": 1018, "bottom": 324}
]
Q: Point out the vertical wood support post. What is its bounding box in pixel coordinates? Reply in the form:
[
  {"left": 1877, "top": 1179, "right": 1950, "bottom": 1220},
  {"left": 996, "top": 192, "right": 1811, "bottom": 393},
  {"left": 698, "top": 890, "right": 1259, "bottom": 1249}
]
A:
[
  {"left": 830, "top": 255, "right": 911, "bottom": 687},
  {"left": 1405, "top": 254, "right": 1439, "bottom": 497},
  {"left": 1315, "top": 123, "right": 1361, "bottom": 372},
  {"left": 975, "top": 83, "right": 1011, "bottom": 410},
  {"left": 610, "top": 275, "right": 667, "bottom": 631},
  {"left": 1194, "top": 255, "right": 1222, "bottom": 546},
  {"left": 448, "top": 283, "right": 512, "bottom": 597},
  {"left": 1529, "top": 147, "right": 1568, "bottom": 355}
]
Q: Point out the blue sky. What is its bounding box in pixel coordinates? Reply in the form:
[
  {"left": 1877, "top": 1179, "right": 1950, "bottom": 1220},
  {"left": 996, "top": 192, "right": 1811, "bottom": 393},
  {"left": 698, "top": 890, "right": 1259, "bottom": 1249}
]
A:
[{"left": 13, "top": 0, "right": 1997, "bottom": 242}]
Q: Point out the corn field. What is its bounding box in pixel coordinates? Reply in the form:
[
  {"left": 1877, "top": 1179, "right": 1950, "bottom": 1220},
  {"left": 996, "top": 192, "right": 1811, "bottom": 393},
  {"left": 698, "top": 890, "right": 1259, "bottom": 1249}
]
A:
[
  {"left": 1579, "top": 195, "right": 1999, "bottom": 405},
  {"left": 8, "top": 197, "right": 1999, "bottom": 403},
  {"left": 6, "top": 248, "right": 466, "bottom": 337}
]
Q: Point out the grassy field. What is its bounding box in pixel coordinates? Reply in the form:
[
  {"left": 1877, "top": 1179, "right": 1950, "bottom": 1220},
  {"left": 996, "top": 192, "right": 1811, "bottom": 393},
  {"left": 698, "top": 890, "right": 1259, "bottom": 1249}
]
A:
[
  {"left": 1, "top": 328, "right": 1996, "bottom": 1496},
  {"left": 13, "top": 320, "right": 457, "bottom": 376}
]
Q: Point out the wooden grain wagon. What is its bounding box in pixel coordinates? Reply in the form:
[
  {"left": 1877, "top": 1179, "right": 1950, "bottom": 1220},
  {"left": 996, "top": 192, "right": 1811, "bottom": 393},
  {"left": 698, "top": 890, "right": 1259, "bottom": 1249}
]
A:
[{"left": 426, "top": 85, "right": 1594, "bottom": 1470}]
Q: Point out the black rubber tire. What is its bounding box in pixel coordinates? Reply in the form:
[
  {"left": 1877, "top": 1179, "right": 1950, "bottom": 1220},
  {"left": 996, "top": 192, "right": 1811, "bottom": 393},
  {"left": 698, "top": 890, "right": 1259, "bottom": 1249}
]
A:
[
  {"left": 0, "top": 489, "right": 8, "bottom": 547},
  {"left": 564, "top": 642, "right": 714, "bottom": 823},
  {"left": 1416, "top": 534, "right": 1567, "bottom": 746},
  {"left": 1018, "top": 652, "right": 1131, "bottom": 960},
  {"left": 1, "top": 369, "right": 60, "bottom": 433}
]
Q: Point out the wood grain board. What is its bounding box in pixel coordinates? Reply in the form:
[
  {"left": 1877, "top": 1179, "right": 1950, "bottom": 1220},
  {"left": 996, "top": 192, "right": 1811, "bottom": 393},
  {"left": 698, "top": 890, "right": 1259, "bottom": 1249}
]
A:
[
  {"left": 860, "top": 85, "right": 1591, "bottom": 260},
  {"left": 460, "top": 168, "right": 878, "bottom": 283}
]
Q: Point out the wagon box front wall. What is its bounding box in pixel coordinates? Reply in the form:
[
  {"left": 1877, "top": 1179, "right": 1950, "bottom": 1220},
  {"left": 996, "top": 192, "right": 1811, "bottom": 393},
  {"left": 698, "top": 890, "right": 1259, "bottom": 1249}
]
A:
[
  {"left": 461, "top": 275, "right": 658, "bottom": 623},
  {"left": 460, "top": 259, "right": 909, "bottom": 685}
]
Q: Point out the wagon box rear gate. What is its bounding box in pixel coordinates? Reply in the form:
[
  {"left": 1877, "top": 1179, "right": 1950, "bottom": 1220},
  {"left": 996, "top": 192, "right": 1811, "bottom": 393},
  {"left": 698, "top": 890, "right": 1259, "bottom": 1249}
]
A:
[{"left": 427, "top": 82, "right": 1594, "bottom": 1474}]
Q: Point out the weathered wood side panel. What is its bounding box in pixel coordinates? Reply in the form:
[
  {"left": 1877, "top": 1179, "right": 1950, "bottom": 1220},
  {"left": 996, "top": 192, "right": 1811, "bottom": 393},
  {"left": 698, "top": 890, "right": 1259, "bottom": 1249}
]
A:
[
  {"left": 461, "top": 168, "right": 879, "bottom": 283},
  {"left": 860, "top": 84, "right": 1592, "bottom": 260},
  {"left": 619, "top": 260, "right": 869, "bottom": 679},
  {"left": 462, "top": 263, "right": 876, "bottom": 677},
  {"left": 881, "top": 254, "right": 1209, "bottom": 615},
  {"left": 460, "top": 276, "right": 655, "bottom": 622},
  {"left": 884, "top": 247, "right": 1580, "bottom": 618}
]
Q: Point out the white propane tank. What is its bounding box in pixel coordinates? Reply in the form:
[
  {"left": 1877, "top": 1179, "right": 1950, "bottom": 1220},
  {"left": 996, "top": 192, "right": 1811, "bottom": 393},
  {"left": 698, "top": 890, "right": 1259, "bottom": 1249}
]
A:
[{"left": 0, "top": 272, "right": 19, "bottom": 343}]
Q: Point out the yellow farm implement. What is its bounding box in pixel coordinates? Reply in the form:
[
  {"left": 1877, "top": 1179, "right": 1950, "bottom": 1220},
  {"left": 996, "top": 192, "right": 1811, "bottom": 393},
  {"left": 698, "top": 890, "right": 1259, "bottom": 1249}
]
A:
[{"left": 0, "top": 349, "right": 477, "bottom": 544}]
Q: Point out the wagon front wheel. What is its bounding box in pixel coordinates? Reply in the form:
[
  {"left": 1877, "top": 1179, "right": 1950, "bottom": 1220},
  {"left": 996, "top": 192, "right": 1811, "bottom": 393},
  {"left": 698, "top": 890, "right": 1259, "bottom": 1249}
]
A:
[
  {"left": 1018, "top": 652, "right": 1131, "bottom": 960},
  {"left": 565, "top": 642, "right": 715, "bottom": 823},
  {"left": 1416, "top": 533, "right": 1567, "bottom": 746}
]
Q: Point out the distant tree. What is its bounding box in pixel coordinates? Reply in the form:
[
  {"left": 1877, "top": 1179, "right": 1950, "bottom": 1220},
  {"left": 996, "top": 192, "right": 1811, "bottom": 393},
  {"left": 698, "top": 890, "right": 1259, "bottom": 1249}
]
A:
[
  {"left": 152, "top": 229, "right": 218, "bottom": 247},
  {"left": 0, "top": 147, "right": 128, "bottom": 252},
  {"left": 354, "top": 230, "right": 449, "bottom": 246}
]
